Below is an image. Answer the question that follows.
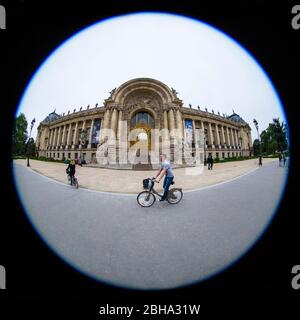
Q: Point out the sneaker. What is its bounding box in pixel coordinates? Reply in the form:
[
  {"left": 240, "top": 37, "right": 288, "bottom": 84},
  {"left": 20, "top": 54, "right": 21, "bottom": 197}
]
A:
[{"left": 159, "top": 198, "right": 166, "bottom": 202}]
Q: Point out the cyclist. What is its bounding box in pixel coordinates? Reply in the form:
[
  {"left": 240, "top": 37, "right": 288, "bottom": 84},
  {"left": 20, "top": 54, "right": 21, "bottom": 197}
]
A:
[
  {"left": 155, "top": 154, "right": 174, "bottom": 201},
  {"left": 66, "top": 159, "right": 76, "bottom": 185}
]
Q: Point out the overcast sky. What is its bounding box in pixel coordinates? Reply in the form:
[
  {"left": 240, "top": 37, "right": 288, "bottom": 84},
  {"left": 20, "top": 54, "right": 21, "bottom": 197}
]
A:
[{"left": 17, "top": 12, "right": 286, "bottom": 140}]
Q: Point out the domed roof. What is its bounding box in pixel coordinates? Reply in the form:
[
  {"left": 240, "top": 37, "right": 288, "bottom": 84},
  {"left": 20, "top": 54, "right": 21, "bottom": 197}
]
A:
[
  {"left": 227, "top": 112, "right": 246, "bottom": 124},
  {"left": 42, "top": 111, "right": 61, "bottom": 124}
]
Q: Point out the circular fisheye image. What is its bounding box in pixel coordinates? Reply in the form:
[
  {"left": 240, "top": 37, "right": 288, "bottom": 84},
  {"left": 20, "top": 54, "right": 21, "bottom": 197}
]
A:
[{"left": 13, "top": 12, "right": 289, "bottom": 290}]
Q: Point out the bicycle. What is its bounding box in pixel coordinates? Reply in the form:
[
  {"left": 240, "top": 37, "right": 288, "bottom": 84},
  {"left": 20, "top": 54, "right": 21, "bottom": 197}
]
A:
[
  {"left": 67, "top": 172, "right": 79, "bottom": 189},
  {"left": 137, "top": 178, "right": 183, "bottom": 207}
]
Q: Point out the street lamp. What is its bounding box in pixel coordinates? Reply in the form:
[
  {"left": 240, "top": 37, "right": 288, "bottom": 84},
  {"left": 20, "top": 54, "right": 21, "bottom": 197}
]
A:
[
  {"left": 253, "top": 118, "right": 261, "bottom": 157},
  {"left": 26, "top": 118, "right": 36, "bottom": 167}
]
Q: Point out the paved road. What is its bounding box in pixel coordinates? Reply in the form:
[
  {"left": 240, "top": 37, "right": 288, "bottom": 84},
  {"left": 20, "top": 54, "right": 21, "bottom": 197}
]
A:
[{"left": 13, "top": 162, "right": 288, "bottom": 289}]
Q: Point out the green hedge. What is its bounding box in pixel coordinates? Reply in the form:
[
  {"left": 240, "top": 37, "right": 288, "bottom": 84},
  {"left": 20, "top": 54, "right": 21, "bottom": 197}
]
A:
[
  {"left": 31, "top": 156, "right": 66, "bottom": 163},
  {"left": 214, "top": 156, "right": 256, "bottom": 163}
]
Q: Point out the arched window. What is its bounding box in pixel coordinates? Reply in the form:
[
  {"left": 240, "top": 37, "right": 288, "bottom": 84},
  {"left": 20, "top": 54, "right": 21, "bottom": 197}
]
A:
[{"left": 131, "top": 112, "right": 154, "bottom": 128}]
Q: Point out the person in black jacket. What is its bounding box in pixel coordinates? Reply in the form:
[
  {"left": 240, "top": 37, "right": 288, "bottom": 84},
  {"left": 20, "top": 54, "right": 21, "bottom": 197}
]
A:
[
  {"left": 207, "top": 154, "right": 214, "bottom": 170},
  {"left": 66, "top": 159, "right": 76, "bottom": 185}
]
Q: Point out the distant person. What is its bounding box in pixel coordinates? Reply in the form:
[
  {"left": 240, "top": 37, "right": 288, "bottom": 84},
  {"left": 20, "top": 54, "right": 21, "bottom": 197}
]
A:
[
  {"left": 283, "top": 154, "right": 287, "bottom": 167},
  {"left": 66, "top": 159, "right": 76, "bottom": 185},
  {"left": 207, "top": 154, "right": 214, "bottom": 170},
  {"left": 279, "top": 153, "right": 282, "bottom": 167},
  {"left": 258, "top": 155, "right": 262, "bottom": 166},
  {"left": 155, "top": 154, "right": 174, "bottom": 201}
]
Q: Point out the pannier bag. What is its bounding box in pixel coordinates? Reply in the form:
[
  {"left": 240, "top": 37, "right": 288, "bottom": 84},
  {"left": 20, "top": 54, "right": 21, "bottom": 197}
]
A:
[{"left": 143, "top": 178, "right": 151, "bottom": 190}]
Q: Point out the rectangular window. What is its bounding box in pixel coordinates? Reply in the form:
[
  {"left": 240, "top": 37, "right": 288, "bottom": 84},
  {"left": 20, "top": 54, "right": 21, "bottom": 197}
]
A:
[
  {"left": 68, "top": 153, "right": 71, "bottom": 159},
  {"left": 75, "top": 153, "right": 78, "bottom": 159}
]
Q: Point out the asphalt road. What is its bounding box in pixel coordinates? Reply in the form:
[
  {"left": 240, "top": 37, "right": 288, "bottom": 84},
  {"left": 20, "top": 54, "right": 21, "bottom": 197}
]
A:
[{"left": 13, "top": 161, "right": 288, "bottom": 289}]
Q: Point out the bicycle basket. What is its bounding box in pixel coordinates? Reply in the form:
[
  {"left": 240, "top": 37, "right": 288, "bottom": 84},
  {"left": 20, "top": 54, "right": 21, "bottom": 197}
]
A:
[{"left": 143, "top": 178, "right": 151, "bottom": 190}]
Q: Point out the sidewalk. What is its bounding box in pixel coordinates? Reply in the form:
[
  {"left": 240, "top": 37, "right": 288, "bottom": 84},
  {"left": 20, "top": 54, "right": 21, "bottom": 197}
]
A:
[{"left": 14, "top": 158, "right": 276, "bottom": 194}]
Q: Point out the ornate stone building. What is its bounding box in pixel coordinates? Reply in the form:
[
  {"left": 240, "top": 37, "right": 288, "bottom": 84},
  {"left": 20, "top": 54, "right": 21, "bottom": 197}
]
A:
[{"left": 36, "top": 78, "right": 252, "bottom": 168}]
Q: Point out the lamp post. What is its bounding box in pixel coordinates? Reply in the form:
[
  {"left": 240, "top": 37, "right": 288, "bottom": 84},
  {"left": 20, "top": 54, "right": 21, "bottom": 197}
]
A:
[
  {"left": 253, "top": 119, "right": 261, "bottom": 156},
  {"left": 26, "top": 118, "right": 36, "bottom": 167}
]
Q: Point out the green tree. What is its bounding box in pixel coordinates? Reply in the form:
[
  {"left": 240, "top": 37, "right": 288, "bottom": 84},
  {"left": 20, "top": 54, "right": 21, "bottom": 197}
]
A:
[
  {"left": 12, "top": 113, "right": 28, "bottom": 156},
  {"left": 260, "top": 118, "right": 288, "bottom": 155},
  {"left": 253, "top": 139, "right": 260, "bottom": 156}
]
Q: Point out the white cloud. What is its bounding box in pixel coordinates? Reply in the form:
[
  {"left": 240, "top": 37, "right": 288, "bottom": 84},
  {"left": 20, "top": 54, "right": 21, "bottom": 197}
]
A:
[{"left": 17, "top": 12, "right": 286, "bottom": 139}]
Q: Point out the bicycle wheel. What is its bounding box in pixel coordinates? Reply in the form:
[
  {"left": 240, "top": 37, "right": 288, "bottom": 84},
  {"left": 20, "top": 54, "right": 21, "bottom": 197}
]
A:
[
  {"left": 167, "top": 188, "right": 183, "bottom": 204},
  {"left": 137, "top": 191, "right": 155, "bottom": 207}
]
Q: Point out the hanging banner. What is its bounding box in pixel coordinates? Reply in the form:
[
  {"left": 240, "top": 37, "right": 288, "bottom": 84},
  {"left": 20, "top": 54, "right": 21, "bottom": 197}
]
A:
[{"left": 92, "top": 119, "right": 101, "bottom": 143}]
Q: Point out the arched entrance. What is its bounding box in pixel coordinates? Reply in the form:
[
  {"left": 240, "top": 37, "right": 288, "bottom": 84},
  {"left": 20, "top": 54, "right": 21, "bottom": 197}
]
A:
[
  {"left": 131, "top": 111, "right": 154, "bottom": 149},
  {"left": 131, "top": 111, "right": 154, "bottom": 170}
]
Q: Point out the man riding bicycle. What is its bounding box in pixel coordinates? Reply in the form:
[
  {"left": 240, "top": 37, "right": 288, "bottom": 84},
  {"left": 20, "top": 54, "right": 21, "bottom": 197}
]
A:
[
  {"left": 155, "top": 154, "right": 174, "bottom": 201},
  {"left": 66, "top": 159, "right": 76, "bottom": 185}
]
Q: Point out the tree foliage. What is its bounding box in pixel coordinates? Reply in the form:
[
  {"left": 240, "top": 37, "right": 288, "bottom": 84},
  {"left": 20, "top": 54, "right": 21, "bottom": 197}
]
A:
[
  {"left": 12, "top": 113, "right": 28, "bottom": 156},
  {"left": 259, "top": 118, "right": 288, "bottom": 155}
]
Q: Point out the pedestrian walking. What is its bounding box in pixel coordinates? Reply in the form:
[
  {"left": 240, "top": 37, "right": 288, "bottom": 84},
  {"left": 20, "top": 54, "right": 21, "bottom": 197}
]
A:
[
  {"left": 279, "top": 153, "right": 282, "bottom": 167},
  {"left": 207, "top": 154, "right": 214, "bottom": 170}
]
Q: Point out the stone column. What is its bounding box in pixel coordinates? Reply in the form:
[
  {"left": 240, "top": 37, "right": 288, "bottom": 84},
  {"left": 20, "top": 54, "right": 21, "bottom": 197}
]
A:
[
  {"left": 61, "top": 125, "right": 66, "bottom": 148},
  {"left": 72, "top": 122, "right": 79, "bottom": 149},
  {"left": 192, "top": 119, "right": 196, "bottom": 145},
  {"left": 56, "top": 126, "right": 62, "bottom": 149},
  {"left": 215, "top": 123, "right": 220, "bottom": 148},
  {"left": 208, "top": 122, "right": 214, "bottom": 148},
  {"left": 226, "top": 126, "right": 231, "bottom": 148},
  {"left": 163, "top": 110, "right": 169, "bottom": 140},
  {"left": 110, "top": 108, "right": 118, "bottom": 135},
  {"left": 168, "top": 108, "right": 176, "bottom": 135},
  {"left": 234, "top": 129, "right": 239, "bottom": 148},
  {"left": 52, "top": 127, "right": 57, "bottom": 149},
  {"left": 201, "top": 120, "right": 204, "bottom": 130},
  {"left": 221, "top": 126, "right": 226, "bottom": 148},
  {"left": 103, "top": 109, "right": 111, "bottom": 129},
  {"left": 230, "top": 128, "right": 235, "bottom": 149},
  {"left": 176, "top": 109, "right": 184, "bottom": 139},
  {"left": 49, "top": 129, "right": 53, "bottom": 149},
  {"left": 117, "top": 110, "right": 123, "bottom": 139},
  {"left": 88, "top": 118, "right": 95, "bottom": 148},
  {"left": 66, "top": 123, "right": 72, "bottom": 148},
  {"left": 100, "top": 109, "right": 111, "bottom": 140}
]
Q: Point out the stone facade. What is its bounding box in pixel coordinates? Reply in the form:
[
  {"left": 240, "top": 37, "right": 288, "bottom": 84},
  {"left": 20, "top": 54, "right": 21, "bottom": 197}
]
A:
[{"left": 36, "top": 78, "right": 252, "bottom": 167}]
